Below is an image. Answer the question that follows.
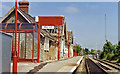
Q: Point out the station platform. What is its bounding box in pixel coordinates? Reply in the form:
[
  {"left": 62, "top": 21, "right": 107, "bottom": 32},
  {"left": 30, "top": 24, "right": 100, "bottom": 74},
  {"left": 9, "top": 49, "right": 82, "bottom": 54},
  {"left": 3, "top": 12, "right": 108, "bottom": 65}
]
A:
[
  {"left": 11, "top": 56, "right": 83, "bottom": 73},
  {"left": 37, "top": 56, "right": 83, "bottom": 72}
]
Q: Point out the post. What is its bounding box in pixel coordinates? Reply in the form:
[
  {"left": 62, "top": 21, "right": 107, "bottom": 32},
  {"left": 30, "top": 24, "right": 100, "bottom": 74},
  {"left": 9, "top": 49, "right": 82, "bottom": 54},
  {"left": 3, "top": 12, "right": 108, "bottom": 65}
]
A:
[
  {"left": 18, "top": 28, "right": 20, "bottom": 60},
  {"left": 75, "top": 44, "right": 77, "bottom": 56},
  {"left": 24, "top": 32, "right": 27, "bottom": 58},
  {"left": 13, "top": 0, "right": 17, "bottom": 74},
  {"left": 68, "top": 32, "right": 69, "bottom": 58},
  {"left": 12, "top": 33, "right": 14, "bottom": 56},
  {"left": 18, "top": 23, "right": 22, "bottom": 60},
  {"left": 32, "top": 25, "right": 35, "bottom": 62},
  {"left": 58, "top": 25, "right": 60, "bottom": 60},
  {"left": 37, "top": 24, "right": 40, "bottom": 63}
]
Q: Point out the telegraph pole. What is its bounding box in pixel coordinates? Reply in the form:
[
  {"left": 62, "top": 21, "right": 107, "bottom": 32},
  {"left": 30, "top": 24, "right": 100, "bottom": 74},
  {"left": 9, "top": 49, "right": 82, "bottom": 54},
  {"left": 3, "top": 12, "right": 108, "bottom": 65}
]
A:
[{"left": 105, "top": 14, "right": 107, "bottom": 41}]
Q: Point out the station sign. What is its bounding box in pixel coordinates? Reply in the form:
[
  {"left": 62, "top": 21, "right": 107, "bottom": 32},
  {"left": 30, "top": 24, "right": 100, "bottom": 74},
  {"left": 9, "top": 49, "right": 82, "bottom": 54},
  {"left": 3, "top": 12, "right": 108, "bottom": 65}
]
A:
[
  {"left": 42, "top": 26, "right": 54, "bottom": 29},
  {"left": 38, "top": 16, "right": 63, "bottom": 25}
]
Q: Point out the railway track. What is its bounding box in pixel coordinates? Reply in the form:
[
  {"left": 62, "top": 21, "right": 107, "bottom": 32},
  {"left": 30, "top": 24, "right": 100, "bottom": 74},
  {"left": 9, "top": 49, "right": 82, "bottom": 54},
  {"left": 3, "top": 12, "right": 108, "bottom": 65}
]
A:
[
  {"left": 73, "top": 57, "right": 120, "bottom": 74},
  {"left": 93, "top": 58, "right": 120, "bottom": 71},
  {"left": 85, "top": 58, "right": 107, "bottom": 74},
  {"left": 103, "top": 60, "right": 120, "bottom": 66}
]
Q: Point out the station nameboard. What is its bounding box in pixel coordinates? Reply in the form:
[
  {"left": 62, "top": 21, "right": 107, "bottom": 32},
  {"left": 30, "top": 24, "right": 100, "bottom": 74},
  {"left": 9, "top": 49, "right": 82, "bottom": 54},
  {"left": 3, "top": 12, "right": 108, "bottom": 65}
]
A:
[
  {"left": 42, "top": 26, "right": 54, "bottom": 29},
  {"left": 38, "top": 16, "right": 63, "bottom": 25}
]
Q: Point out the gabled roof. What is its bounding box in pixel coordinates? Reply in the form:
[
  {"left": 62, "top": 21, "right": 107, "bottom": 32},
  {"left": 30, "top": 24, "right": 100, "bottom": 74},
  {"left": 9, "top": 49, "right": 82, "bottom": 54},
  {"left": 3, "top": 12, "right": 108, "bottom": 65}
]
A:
[
  {"left": 0, "top": 6, "right": 57, "bottom": 41},
  {"left": 0, "top": 6, "right": 35, "bottom": 23},
  {"left": 41, "top": 30, "right": 56, "bottom": 41},
  {"left": 17, "top": 7, "right": 35, "bottom": 23}
]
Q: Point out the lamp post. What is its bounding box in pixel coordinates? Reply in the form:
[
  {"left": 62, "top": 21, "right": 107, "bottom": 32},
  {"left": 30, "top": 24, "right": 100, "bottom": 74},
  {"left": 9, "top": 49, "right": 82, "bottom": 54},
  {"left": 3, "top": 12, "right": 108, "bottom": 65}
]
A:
[
  {"left": 13, "top": 0, "right": 18, "bottom": 74},
  {"left": 68, "top": 31, "right": 70, "bottom": 58},
  {"left": 73, "top": 37, "right": 76, "bottom": 56},
  {"left": 75, "top": 43, "right": 77, "bottom": 56}
]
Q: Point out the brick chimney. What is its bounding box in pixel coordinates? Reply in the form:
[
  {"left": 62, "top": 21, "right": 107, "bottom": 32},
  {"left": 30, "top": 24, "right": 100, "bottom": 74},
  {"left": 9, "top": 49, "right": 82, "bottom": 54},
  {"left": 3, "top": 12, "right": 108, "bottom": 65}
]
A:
[{"left": 18, "top": 0, "right": 29, "bottom": 13}]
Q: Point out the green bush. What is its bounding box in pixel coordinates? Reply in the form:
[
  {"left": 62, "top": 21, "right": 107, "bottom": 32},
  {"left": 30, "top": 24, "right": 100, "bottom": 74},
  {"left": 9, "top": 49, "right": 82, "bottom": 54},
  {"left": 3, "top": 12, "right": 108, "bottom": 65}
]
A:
[
  {"left": 116, "top": 55, "right": 120, "bottom": 63},
  {"left": 99, "top": 52, "right": 104, "bottom": 59},
  {"left": 117, "top": 59, "right": 120, "bottom": 63},
  {"left": 111, "top": 54, "right": 119, "bottom": 61},
  {"left": 106, "top": 53, "right": 114, "bottom": 61}
]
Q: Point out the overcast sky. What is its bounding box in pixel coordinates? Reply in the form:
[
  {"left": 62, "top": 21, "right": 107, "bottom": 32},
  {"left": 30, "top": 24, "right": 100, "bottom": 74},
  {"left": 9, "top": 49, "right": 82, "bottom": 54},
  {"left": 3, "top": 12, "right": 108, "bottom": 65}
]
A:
[{"left": 0, "top": 2, "right": 118, "bottom": 50}]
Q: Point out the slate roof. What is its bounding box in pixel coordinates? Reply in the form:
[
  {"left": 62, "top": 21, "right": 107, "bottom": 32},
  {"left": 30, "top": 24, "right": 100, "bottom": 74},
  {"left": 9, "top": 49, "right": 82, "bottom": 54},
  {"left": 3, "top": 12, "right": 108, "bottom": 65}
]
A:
[
  {"left": 17, "top": 7, "right": 35, "bottom": 23},
  {"left": 0, "top": 6, "right": 56, "bottom": 41},
  {"left": 0, "top": 6, "right": 35, "bottom": 23},
  {"left": 41, "top": 30, "right": 56, "bottom": 41}
]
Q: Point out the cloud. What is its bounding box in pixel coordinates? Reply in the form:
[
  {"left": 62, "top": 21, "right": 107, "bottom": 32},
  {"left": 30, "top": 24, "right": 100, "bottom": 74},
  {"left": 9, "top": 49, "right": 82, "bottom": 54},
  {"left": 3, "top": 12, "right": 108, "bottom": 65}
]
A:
[{"left": 64, "top": 6, "right": 79, "bottom": 14}]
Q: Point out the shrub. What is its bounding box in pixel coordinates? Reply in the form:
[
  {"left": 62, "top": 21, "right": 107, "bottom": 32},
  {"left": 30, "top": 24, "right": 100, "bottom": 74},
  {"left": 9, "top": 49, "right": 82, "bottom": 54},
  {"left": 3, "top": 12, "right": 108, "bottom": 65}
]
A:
[
  {"left": 106, "top": 53, "right": 114, "bottom": 61},
  {"left": 99, "top": 52, "right": 104, "bottom": 59}
]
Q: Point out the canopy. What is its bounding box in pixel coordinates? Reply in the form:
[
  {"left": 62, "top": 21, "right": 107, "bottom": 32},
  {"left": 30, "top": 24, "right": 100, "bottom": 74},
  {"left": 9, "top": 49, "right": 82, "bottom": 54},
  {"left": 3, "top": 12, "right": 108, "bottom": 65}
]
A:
[{"left": 0, "top": 23, "right": 37, "bottom": 32}]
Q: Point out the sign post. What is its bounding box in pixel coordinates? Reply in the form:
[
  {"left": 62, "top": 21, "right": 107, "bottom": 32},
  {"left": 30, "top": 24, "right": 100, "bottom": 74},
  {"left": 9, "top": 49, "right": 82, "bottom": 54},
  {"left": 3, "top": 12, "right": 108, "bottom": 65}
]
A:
[
  {"left": 13, "top": 0, "right": 18, "bottom": 74},
  {"left": 68, "top": 32, "right": 70, "bottom": 58},
  {"left": 37, "top": 16, "right": 63, "bottom": 61}
]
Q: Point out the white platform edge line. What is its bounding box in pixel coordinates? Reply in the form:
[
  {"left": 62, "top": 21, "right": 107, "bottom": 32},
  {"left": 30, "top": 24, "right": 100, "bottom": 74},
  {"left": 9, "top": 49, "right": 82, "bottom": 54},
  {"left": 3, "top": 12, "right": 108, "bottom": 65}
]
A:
[
  {"left": 71, "top": 56, "right": 84, "bottom": 72},
  {"left": 70, "top": 66, "right": 77, "bottom": 72},
  {"left": 77, "top": 56, "right": 84, "bottom": 65}
]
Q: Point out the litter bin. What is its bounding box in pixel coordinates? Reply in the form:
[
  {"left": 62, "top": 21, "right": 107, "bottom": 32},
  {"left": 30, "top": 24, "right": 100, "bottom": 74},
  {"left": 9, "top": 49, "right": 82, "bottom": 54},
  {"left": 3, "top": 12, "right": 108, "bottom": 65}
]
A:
[{"left": 0, "top": 32, "right": 12, "bottom": 73}]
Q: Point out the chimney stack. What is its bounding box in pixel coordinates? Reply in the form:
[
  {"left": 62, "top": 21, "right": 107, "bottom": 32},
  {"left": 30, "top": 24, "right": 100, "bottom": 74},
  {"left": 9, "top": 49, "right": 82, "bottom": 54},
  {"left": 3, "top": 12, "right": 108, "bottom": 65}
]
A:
[{"left": 18, "top": 0, "right": 29, "bottom": 13}]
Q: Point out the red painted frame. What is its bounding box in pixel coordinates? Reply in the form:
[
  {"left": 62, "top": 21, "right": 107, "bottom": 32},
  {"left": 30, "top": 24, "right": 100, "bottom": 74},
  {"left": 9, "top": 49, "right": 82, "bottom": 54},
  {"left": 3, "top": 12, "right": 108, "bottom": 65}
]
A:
[
  {"left": 1, "top": 12, "right": 64, "bottom": 74},
  {"left": 13, "top": 1, "right": 17, "bottom": 73},
  {"left": 68, "top": 31, "right": 70, "bottom": 58},
  {"left": 38, "top": 16, "right": 63, "bottom": 62},
  {"left": 0, "top": 23, "right": 36, "bottom": 63}
]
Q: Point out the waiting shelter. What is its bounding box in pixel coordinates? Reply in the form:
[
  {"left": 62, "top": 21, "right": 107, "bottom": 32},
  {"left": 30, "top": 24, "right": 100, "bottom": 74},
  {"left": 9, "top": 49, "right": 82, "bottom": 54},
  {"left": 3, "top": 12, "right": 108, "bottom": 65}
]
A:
[
  {"left": 0, "top": 23, "right": 38, "bottom": 62},
  {"left": 0, "top": 16, "right": 64, "bottom": 62}
]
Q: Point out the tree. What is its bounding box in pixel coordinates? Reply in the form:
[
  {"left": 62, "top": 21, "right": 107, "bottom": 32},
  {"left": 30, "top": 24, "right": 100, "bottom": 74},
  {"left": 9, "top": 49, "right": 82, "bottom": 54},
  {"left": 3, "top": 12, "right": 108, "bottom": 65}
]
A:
[
  {"left": 82, "top": 48, "right": 86, "bottom": 55},
  {"left": 85, "top": 48, "right": 89, "bottom": 54},
  {"left": 103, "top": 41, "right": 113, "bottom": 54},
  {"left": 76, "top": 44, "right": 81, "bottom": 54},
  {"left": 116, "top": 41, "right": 120, "bottom": 55},
  {"left": 89, "top": 49, "right": 95, "bottom": 54},
  {"left": 100, "top": 41, "right": 115, "bottom": 60},
  {"left": 116, "top": 41, "right": 120, "bottom": 62},
  {"left": 96, "top": 50, "right": 102, "bottom": 54},
  {"left": 113, "top": 44, "right": 117, "bottom": 54}
]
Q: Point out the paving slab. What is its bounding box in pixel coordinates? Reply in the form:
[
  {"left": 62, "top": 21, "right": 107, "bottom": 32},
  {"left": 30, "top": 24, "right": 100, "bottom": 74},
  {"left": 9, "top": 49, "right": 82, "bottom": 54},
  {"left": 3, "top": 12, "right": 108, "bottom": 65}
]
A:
[
  {"left": 36, "top": 56, "right": 83, "bottom": 72},
  {"left": 11, "top": 62, "right": 40, "bottom": 72},
  {"left": 57, "top": 66, "right": 77, "bottom": 72},
  {"left": 10, "top": 56, "right": 83, "bottom": 73}
]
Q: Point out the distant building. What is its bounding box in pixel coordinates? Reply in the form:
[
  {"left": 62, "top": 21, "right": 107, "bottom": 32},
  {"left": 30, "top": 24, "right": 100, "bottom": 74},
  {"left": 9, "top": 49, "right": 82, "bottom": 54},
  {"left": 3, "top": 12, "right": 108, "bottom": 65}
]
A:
[
  {"left": 64, "top": 31, "right": 73, "bottom": 58},
  {"left": 0, "top": 17, "right": 2, "bottom": 21}
]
